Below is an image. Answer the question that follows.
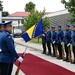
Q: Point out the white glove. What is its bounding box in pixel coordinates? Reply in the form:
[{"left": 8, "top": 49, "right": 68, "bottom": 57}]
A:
[
  {"left": 18, "top": 57, "right": 23, "bottom": 63},
  {"left": 53, "top": 41, "right": 55, "bottom": 44},
  {"left": 0, "top": 49, "right": 2, "bottom": 52},
  {"left": 42, "top": 34, "right": 45, "bottom": 36},
  {"left": 67, "top": 43, "right": 70, "bottom": 47},
  {"left": 61, "top": 42, "right": 64, "bottom": 45}
]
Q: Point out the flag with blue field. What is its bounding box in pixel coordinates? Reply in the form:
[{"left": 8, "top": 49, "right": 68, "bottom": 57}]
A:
[{"left": 21, "top": 20, "right": 44, "bottom": 42}]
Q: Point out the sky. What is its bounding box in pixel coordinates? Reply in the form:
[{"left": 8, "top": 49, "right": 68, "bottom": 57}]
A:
[{"left": 1, "top": 0, "right": 65, "bottom": 14}]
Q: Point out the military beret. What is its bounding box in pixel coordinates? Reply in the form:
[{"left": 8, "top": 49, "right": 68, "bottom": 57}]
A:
[
  {"left": 4, "top": 20, "right": 12, "bottom": 26},
  {"left": 65, "top": 24, "right": 70, "bottom": 27}
]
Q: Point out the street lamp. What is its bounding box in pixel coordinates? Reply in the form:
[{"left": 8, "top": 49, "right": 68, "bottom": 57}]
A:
[{"left": 0, "top": 0, "right": 3, "bottom": 22}]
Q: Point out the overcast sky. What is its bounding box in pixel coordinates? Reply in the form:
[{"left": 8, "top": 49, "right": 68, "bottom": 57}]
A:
[{"left": 1, "top": 0, "right": 65, "bottom": 14}]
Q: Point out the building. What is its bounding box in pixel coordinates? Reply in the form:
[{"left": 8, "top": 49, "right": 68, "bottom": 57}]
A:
[
  {"left": 44, "top": 9, "right": 71, "bottom": 30},
  {"left": 2, "top": 12, "right": 30, "bottom": 31}
]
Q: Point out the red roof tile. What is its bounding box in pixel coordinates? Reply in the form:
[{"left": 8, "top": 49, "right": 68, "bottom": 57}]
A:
[
  {"left": 9, "top": 12, "right": 30, "bottom": 17},
  {"left": 9, "top": 12, "right": 51, "bottom": 17}
]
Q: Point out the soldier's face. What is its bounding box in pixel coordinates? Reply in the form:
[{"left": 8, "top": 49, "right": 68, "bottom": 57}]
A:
[
  {"left": 72, "top": 27, "right": 75, "bottom": 31},
  {"left": 65, "top": 27, "right": 69, "bottom": 30},
  {"left": 58, "top": 27, "right": 61, "bottom": 30},
  {"left": 6, "top": 25, "right": 12, "bottom": 33},
  {"left": 1, "top": 26, "right": 4, "bottom": 31},
  {"left": 51, "top": 28, "right": 55, "bottom": 31}
]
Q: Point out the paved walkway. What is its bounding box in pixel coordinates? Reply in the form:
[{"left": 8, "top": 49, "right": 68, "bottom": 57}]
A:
[
  {"left": 14, "top": 38, "right": 43, "bottom": 51},
  {"left": 12, "top": 38, "right": 75, "bottom": 75}
]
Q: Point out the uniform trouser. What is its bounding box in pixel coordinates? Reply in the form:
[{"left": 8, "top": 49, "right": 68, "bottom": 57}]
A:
[
  {"left": 46, "top": 42, "right": 51, "bottom": 54},
  {"left": 65, "top": 45, "right": 69, "bottom": 60},
  {"left": 73, "top": 46, "right": 75, "bottom": 61},
  {"left": 0, "top": 62, "right": 13, "bottom": 75},
  {"left": 57, "top": 44, "right": 62, "bottom": 58},
  {"left": 42, "top": 43, "right": 46, "bottom": 53},
  {"left": 52, "top": 44, "right": 55, "bottom": 55}
]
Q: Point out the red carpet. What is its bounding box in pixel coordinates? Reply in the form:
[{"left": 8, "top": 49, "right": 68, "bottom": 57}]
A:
[{"left": 15, "top": 53, "right": 75, "bottom": 75}]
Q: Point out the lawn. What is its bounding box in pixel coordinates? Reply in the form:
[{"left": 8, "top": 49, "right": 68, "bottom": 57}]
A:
[{"left": 30, "top": 38, "right": 42, "bottom": 44}]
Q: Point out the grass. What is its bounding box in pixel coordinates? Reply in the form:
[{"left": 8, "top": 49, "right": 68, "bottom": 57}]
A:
[{"left": 30, "top": 38, "right": 42, "bottom": 44}]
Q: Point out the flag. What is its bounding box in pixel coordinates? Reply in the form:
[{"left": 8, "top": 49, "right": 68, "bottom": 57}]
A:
[{"left": 21, "top": 20, "right": 44, "bottom": 42}]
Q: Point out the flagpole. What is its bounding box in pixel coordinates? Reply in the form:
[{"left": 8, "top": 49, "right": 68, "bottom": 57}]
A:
[{"left": 15, "top": 47, "right": 27, "bottom": 75}]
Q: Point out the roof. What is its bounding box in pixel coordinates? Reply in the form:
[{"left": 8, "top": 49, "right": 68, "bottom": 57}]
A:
[
  {"left": 44, "top": 9, "right": 69, "bottom": 18},
  {"left": 9, "top": 12, "right": 30, "bottom": 17},
  {"left": 9, "top": 11, "right": 51, "bottom": 17}
]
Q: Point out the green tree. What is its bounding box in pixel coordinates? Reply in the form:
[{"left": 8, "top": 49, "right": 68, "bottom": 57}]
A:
[
  {"left": 24, "top": 1, "right": 35, "bottom": 12},
  {"left": 2, "top": 11, "right": 9, "bottom": 17},
  {"left": 23, "top": 9, "right": 50, "bottom": 30},
  {"left": 61, "top": 0, "right": 75, "bottom": 24}
]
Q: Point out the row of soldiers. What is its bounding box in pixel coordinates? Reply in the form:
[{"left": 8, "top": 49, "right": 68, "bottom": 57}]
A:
[{"left": 41, "top": 24, "right": 75, "bottom": 64}]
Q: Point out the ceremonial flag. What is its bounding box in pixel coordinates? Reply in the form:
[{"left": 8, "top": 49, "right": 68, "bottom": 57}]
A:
[{"left": 21, "top": 20, "right": 44, "bottom": 42}]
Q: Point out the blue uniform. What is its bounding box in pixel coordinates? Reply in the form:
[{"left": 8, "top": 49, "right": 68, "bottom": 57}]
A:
[
  {"left": 64, "top": 30, "right": 71, "bottom": 45},
  {"left": 0, "top": 31, "right": 1, "bottom": 49},
  {"left": 57, "top": 30, "right": 64, "bottom": 44},
  {"left": 51, "top": 30, "right": 57, "bottom": 56},
  {"left": 71, "top": 25, "right": 75, "bottom": 63},
  {"left": 41, "top": 33, "right": 46, "bottom": 54},
  {"left": 71, "top": 31, "right": 75, "bottom": 46},
  {"left": 45, "top": 30, "right": 51, "bottom": 55},
  {"left": 64, "top": 29, "right": 71, "bottom": 61},
  {"left": 42, "top": 33, "right": 46, "bottom": 44},
  {"left": 0, "top": 30, "right": 19, "bottom": 63},
  {"left": 45, "top": 30, "right": 51, "bottom": 42},
  {"left": 56, "top": 29, "right": 64, "bottom": 59},
  {"left": 51, "top": 31, "right": 57, "bottom": 44}
]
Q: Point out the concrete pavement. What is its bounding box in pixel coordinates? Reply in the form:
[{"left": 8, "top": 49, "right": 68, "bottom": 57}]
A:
[{"left": 12, "top": 38, "right": 75, "bottom": 75}]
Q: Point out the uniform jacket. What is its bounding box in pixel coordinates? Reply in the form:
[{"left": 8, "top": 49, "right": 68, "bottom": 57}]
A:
[
  {"left": 64, "top": 30, "right": 71, "bottom": 45},
  {"left": 51, "top": 31, "right": 57, "bottom": 44},
  {"left": 45, "top": 30, "right": 51, "bottom": 42},
  {"left": 71, "top": 31, "right": 75, "bottom": 46},
  {"left": 42, "top": 33, "right": 46, "bottom": 44},
  {"left": 0, "top": 31, "right": 1, "bottom": 49},
  {"left": 56, "top": 30, "right": 64, "bottom": 44},
  {"left": 0, "top": 30, "right": 19, "bottom": 63}
]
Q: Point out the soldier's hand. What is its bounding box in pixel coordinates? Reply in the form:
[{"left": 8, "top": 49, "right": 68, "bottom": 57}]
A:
[
  {"left": 18, "top": 57, "right": 23, "bottom": 63},
  {"left": 67, "top": 43, "right": 70, "bottom": 47},
  {"left": 61, "top": 42, "right": 64, "bottom": 45},
  {"left": 53, "top": 41, "right": 55, "bottom": 44},
  {"left": 42, "top": 34, "right": 45, "bottom": 36}
]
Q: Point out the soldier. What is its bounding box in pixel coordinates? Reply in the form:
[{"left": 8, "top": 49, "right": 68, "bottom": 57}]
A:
[
  {"left": 0, "top": 23, "right": 4, "bottom": 74},
  {"left": 64, "top": 24, "right": 71, "bottom": 62},
  {"left": 0, "top": 22, "right": 5, "bottom": 52},
  {"left": 51, "top": 26, "right": 57, "bottom": 57},
  {"left": 41, "top": 29, "right": 46, "bottom": 54},
  {"left": 56, "top": 25, "right": 64, "bottom": 59},
  {"left": 45, "top": 26, "right": 51, "bottom": 55},
  {"left": 0, "top": 21, "right": 23, "bottom": 75},
  {"left": 71, "top": 24, "right": 75, "bottom": 64}
]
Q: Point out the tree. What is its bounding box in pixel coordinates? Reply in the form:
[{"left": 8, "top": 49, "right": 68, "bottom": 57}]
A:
[
  {"left": 2, "top": 11, "right": 9, "bottom": 17},
  {"left": 24, "top": 1, "right": 35, "bottom": 12},
  {"left": 61, "top": 0, "right": 75, "bottom": 24},
  {"left": 23, "top": 9, "right": 50, "bottom": 30}
]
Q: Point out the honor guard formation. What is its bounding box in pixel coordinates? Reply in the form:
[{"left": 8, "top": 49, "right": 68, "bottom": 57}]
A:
[
  {"left": 41, "top": 24, "right": 75, "bottom": 64},
  {"left": 0, "top": 21, "right": 23, "bottom": 75}
]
